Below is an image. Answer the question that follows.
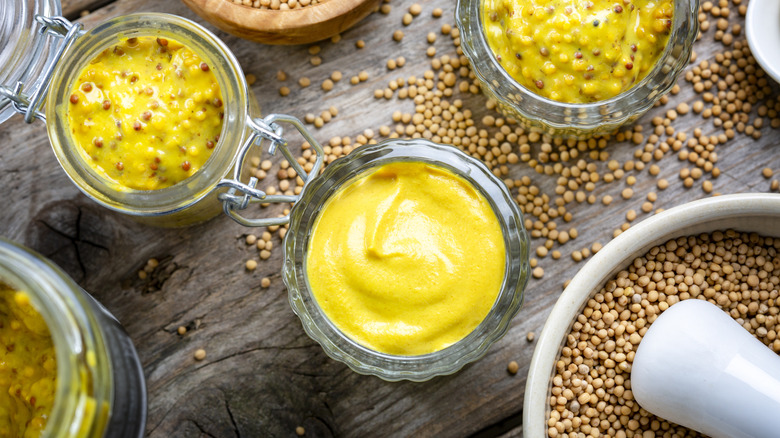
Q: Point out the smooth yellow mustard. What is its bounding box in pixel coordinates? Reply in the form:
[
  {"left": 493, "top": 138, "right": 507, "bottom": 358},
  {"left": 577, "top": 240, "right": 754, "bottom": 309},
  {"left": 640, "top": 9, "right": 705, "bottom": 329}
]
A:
[
  {"left": 306, "top": 162, "right": 506, "bottom": 356},
  {"left": 0, "top": 285, "right": 56, "bottom": 438},
  {"left": 67, "top": 36, "right": 223, "bottom": 190},
  {"left": 483, "top": 0, "right": 673, "bottom": 103}
]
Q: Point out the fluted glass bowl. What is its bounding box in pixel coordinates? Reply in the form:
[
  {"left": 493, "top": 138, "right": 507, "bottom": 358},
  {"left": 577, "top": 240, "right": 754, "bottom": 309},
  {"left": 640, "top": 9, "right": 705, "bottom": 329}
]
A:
[{"left": 283, "top": 139, "right": 530, "bottom": 381}]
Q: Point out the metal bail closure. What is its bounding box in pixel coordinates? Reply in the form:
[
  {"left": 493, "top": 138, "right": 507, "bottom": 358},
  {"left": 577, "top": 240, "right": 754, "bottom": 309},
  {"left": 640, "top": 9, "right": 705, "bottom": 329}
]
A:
[
  {"left": 217, "top": 114, "right": 325, "bottom": 227},
  {"left": 0, "top": 16, "right": 84, "bottom": 123}
]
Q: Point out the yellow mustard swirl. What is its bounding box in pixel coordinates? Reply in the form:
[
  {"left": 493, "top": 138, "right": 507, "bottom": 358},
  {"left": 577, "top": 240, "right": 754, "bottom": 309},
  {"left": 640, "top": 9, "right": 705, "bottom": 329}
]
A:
[
  {"left": 483, "top": 0, "right": 673, "bottom": 103},
  {"left": 67, "top": 36, "right": 224, "bottom": 190},
  {"left": 0, "top": 285, "right": 56, "bottom": 438},
  {"left": 306, "top": 162, "right": 506, "bottom": 355}
]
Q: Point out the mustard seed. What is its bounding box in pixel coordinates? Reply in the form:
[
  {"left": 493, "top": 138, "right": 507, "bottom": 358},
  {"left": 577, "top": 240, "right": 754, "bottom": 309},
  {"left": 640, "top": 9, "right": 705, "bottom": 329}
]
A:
[
  {"left": 296, "top": 426, "right": 305, "bottom": 436},
  {"left": 532, "top": 267, "right": 544, "bottom": 279},
  {"left": 194, "top": 349, "right": 206, "bottom": 361},
  {"left": 261, "top": 277, "right": 271, "bottom": 288},
  {"left": 507, "top": 360, "right": 519, "bottom": 375},
  {"left": 526, "top": 331, "right": 535, "bottom": 342},
  {"left": 177, "top": 326, "right": 186, "bottom": 335},
  {"left": 393, "top": 30, "right": 404, "bottom": 42},
  {"left": 763, "top": 167, "right": 774, "bottom": 179}
]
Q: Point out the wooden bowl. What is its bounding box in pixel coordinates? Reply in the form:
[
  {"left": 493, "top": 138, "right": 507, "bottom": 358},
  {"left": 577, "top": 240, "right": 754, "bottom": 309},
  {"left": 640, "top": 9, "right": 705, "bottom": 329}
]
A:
[{"left": 181, "top": 0, "right": 382, "bottom": 45}]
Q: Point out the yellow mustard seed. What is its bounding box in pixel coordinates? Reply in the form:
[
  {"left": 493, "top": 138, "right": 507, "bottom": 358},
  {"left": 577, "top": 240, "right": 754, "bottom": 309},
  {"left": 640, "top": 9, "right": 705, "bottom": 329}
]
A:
[{"left": 194, "top": 349, "right": 206, "bottom": 361}]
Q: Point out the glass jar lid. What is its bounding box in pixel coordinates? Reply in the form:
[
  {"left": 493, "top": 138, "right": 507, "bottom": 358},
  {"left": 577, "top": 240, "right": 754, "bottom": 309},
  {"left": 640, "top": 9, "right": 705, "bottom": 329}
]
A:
[{"left": 0, "top": 0, "right": 62, "bottom": 124}]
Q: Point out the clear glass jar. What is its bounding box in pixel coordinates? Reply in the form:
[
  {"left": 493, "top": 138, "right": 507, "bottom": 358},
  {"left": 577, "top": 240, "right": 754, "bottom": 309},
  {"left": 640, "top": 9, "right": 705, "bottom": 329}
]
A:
[
  {"left": 283, "top": 139, "right": 531, "bottom": 381},
  {"left": 1, "top": 8, "right": 259, "bottom": 226},
  {"left": 456, "top": 0, "right": 699, "bottom": 138},
  {"left": 0, "top": 238, "right": 146, "bottom": 437},
  {"left": 47, "top": 13, "right": 251, "bottom": 226}
]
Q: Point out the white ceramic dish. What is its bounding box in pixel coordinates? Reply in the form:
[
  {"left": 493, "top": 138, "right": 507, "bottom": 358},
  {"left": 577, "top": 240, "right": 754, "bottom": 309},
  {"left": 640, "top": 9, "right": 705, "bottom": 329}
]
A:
[
  {"left": 522, "top": 193, "right": 780, "bottom": 437},
  {"left": 746, "top": 0, "right": 780, "bottom": 85}
]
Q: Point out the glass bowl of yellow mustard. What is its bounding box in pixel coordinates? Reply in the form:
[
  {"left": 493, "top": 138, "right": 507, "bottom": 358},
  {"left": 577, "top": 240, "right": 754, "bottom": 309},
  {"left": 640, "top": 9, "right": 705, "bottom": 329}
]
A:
[
  {"left": 0, "top": 238, "right": 146, "bottom": 437},
  {"left": 43, "top": 13, "right": 252, "bottom": 227},
  {"left": 283, "top": 139, "right": 530, "bottom": 381},
  {"left": 456, "top": 0, "right": 698, "bottom": 138}
]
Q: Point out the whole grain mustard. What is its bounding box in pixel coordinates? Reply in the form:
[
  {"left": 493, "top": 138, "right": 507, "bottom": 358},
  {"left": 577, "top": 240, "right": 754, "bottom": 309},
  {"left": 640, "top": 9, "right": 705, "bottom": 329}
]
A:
[
  {"left": 67, "top": 36, "right": 224, "bottom": 190},
  {"left": 0, "top": 285, "right": 56, "bottom": 438},
  {"left": 482, "top": 0, "right": 674, "bottom": 103},
  {"left": 306, "top": 162, "right": 506, "bottom": 356}
]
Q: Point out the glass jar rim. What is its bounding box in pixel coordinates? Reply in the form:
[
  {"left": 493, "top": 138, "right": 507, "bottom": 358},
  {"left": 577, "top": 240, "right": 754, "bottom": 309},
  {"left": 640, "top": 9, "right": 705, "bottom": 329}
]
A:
[
  {"left": 45, "top": 12, "right": 249, "bottom": 217},
  {"left": 284, "top": 139, "right": 530, "bottom": 381},
  {"left": 0, "top": 238, "right": 111, "bottom": 437}
]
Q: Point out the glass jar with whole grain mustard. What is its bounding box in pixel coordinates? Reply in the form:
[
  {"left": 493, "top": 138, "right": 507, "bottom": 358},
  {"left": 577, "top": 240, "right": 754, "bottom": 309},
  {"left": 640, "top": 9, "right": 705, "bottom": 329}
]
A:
[
  {"left": 1, "top": 0, "right": 532, "bottom": 380},
  {"left": 456, "top": 0, "right": 699, "bottom": 138},
  {"left": 1, "top": 0, "right": 270, "bottom": 227},
  {"left": 0, "top": 238, "right": 146, "bottom": 437}
]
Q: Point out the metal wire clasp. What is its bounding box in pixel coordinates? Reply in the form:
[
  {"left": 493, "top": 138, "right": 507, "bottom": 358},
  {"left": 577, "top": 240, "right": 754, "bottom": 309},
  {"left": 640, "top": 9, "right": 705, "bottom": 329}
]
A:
[
  {"left": 217, "top": 114, "right": 324, "bottom": 227},
  {"left": 0, "top": 16, "right": 83, "bottom": 123}
]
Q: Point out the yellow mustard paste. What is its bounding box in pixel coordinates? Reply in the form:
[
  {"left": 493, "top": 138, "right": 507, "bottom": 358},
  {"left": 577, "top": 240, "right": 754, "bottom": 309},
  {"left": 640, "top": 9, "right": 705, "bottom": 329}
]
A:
[
  {"left": 67, "top": 36, "right": 224, "bottom": 190},
  {"left": 0, "top": 284, "right": 56, "bottom": 438},
  {"left": 306, "top": 162, "right": 506, "bottom": 356},
  {"left": 482, "top": 0, "right": 674, "bottom": 103}
]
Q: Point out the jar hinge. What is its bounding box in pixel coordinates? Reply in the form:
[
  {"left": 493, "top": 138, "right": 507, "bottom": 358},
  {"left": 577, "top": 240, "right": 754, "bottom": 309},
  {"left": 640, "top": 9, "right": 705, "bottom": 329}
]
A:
[
  {"left": 217, "top": 114, "right": 324, "bottom": 227},
  {"left": 0, "top": 16, "right": 83, "bottom": 123}
]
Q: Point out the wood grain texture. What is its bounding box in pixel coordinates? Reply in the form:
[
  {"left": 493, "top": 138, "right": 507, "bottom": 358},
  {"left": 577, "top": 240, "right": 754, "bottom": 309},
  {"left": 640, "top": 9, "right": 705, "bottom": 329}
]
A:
[{"left": 1, "top": 0, "right": 779, "bottom": 436}]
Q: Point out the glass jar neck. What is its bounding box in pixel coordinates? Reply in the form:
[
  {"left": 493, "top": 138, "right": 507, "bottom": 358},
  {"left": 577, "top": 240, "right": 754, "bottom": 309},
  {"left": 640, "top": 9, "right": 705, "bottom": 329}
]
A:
[
  {"left": 0, "top": 0, "right": 63, "bottom": 125},
  {"left": 0, "top": 239, "right": 112, "bottom": 438}
]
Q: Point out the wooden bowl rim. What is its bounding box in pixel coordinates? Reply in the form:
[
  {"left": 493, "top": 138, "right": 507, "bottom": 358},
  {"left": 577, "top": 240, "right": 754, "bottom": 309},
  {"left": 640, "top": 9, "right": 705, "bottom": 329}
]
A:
[{"left": 188, "top": 0, "right": 376, "bottom": 32}]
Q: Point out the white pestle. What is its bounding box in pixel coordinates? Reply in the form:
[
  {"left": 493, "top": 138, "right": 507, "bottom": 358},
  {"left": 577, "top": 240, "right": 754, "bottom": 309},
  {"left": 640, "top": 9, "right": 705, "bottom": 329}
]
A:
[{"left": 631, "top": 299, "right": 780, "bottom": 438}]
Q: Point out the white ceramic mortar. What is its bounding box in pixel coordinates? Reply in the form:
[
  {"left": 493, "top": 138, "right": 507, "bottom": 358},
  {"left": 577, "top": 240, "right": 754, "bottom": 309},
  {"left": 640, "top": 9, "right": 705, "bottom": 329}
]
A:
[{"left": 523, "top": 193, "right": 780, "bottom": 437}]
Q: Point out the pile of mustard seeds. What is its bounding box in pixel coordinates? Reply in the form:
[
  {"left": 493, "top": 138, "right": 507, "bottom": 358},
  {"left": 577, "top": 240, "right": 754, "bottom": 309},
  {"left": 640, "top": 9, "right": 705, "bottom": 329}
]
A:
[
  {"left": 547, "top": 230, "right": 780, "bottom": 437},
  {"left": 240, "top": 0, "right": 779, "bottom": 288}
]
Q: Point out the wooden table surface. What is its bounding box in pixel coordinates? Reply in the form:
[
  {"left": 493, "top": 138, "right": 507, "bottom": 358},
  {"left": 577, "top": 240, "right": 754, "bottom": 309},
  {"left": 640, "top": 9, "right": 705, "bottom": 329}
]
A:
[{"left": 2, "top": 0, "right": 778, "bottom": 436}]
